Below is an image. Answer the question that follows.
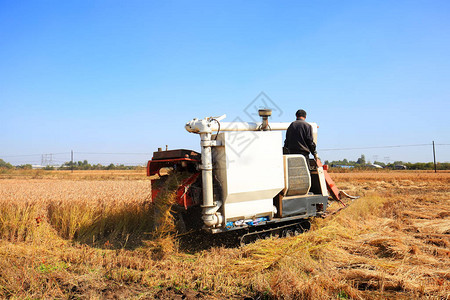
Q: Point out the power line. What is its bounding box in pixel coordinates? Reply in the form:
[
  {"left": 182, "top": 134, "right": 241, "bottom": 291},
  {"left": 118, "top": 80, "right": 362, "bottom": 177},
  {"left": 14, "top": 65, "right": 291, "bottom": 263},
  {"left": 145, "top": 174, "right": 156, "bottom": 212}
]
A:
[
  {"left": 1, "top": 143, "right": 448, "bottom": 162},
  {"left": 319, "top": 144, "right": 430, "bottom": 151},
  {"left": 66, "top": 162, "right": 146, "bottom": 166},
  {"left": 76, "top": 152, "right": 152, "bottom": 155},
  {"left": 0, "top": 152, "right": 152, "bottom": 158},
  {"left": 0, "top": 152, "right": 69, "bottom": 157}
]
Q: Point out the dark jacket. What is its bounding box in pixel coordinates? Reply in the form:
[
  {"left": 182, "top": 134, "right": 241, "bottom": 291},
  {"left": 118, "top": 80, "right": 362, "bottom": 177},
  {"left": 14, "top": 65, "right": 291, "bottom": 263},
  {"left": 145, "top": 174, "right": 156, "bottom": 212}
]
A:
[{"left": 284, "top": 119, "right": 316, "bottom": 156}]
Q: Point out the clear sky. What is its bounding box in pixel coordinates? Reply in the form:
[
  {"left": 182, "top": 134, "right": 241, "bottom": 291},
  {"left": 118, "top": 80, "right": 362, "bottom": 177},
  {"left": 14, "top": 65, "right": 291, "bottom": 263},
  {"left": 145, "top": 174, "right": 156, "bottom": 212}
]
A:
[{"left": 1, "top": 0, "right": 449, "bottom": 165}]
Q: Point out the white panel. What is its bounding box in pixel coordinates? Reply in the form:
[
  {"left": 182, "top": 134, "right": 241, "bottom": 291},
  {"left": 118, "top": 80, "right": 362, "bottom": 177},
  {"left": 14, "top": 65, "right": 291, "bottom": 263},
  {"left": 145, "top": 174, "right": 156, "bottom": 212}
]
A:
[
  {"left": 225, "top": 199, "right": 274, "bottom": 221},
  {"left": 308, "top": 122, "right": 318, "bottom": 144},
  {"left": 213, "top": 131, "right": 284, "bottom": 221},
  {"left": 317, "top": 167, "right": 329, "bottom": 197}
]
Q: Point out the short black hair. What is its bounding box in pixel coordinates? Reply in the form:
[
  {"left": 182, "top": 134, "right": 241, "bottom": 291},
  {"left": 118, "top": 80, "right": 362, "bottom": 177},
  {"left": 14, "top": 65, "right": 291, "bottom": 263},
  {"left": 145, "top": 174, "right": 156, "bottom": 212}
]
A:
[{"left": 296, "top": 109, "right": 307, "bottom": 118}]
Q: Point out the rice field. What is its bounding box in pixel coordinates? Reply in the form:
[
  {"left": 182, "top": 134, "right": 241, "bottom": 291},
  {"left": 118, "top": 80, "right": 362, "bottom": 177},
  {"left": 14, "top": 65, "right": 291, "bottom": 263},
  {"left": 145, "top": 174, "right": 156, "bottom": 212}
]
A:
[{"left": 0, "top": 170, "right": 449, "bottom": 299}]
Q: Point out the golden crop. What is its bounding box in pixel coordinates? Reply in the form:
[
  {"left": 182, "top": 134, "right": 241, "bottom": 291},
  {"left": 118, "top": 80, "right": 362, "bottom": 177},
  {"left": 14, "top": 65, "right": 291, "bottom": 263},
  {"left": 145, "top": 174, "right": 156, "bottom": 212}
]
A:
[
  {"left": 0, "top": 170, "right": 448, "bottom": 299},
  {"left": 0, "top": 179, "right": 153, "bottom": 243}
]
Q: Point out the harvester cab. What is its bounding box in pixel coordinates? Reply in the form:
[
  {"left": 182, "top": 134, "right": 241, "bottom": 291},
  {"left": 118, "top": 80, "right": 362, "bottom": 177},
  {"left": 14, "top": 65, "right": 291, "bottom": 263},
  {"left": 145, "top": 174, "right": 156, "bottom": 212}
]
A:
[{"left": 147, "top": 110, "right": 354, "bottom": 243}]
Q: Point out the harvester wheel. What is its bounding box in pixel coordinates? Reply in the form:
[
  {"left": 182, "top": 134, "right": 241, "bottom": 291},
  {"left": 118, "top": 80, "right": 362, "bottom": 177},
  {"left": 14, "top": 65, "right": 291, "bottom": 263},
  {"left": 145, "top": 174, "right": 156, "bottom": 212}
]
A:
[
  {"left": 173, "top": 210, "right": 187, "bottom": 234},
  {"left": 284, "top": 229, "right": 294, "bottom": 237}
]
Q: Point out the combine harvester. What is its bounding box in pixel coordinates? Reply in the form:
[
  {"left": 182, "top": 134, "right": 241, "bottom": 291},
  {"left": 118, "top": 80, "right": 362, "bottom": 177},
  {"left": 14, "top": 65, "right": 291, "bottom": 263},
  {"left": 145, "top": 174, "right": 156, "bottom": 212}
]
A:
[{"left": 147, "top": 110, "right": 356, "bottom": 244}]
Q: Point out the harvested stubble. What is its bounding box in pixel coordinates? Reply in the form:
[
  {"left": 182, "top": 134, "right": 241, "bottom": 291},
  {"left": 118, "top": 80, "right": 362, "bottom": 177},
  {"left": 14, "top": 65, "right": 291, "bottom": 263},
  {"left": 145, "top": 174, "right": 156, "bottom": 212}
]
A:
[{"left": 0, "top": 171, "right": 448, "bottom": 299}]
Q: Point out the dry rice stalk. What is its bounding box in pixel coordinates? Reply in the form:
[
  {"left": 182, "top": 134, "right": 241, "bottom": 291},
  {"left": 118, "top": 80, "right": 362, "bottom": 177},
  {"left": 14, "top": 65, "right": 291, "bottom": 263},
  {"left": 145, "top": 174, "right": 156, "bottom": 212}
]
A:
[{"left": 144, "top": 172, "right": 192, "bottom": 258}]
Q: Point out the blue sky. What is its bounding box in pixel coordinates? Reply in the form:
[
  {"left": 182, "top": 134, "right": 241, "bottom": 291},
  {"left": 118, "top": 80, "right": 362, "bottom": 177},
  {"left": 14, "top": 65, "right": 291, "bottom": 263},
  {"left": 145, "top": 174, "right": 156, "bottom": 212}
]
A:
[{"left": 1, "top": 0, "right": 449, "bottom": 165}]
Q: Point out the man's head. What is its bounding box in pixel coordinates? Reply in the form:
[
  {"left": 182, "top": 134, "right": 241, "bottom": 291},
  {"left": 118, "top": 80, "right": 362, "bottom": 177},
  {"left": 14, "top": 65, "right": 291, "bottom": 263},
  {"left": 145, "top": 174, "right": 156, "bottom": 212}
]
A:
[{"left": 296, "top": 109, "right": 307, "bottom": 120}]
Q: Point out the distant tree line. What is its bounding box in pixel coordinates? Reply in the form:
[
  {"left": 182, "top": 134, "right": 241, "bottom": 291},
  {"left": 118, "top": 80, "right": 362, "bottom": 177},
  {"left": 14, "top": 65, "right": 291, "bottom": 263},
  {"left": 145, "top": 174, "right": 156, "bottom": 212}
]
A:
[
  {"left": 373, "top": 161, "right": 450, "bottom": 170},
  {"left": 59, "top": 160, "right": 139, "bottom": 170},
  {"left": 324, "top": 154, "right": 450, "bottom": 170},
  {"left": 0, "top": 159, "right": 141, "bottom": 170},
  {"left": 2, "top": 156, "right": 449, "bottom": 170},
  {"left": 324, "top": 154, "right": 367, "bottom": 166}
]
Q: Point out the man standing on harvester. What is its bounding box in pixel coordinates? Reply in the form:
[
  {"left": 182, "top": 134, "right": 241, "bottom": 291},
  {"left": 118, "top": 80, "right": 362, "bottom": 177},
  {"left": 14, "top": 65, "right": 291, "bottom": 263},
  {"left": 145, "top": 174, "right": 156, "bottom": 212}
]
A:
[{"left": 284, "top": 109, "right": 318, "bottom": 168}]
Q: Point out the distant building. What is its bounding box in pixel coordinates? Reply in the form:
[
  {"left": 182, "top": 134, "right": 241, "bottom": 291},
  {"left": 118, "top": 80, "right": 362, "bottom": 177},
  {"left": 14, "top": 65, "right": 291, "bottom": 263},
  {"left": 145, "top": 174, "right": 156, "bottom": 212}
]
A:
[
  {"left": 394, "top": 165, "right": 407, "bottom": 170},
  {"left": 331, "top": 165, "right": 354, "bottom": 169},
  {"left": 368, "top": 164, "right": 383, "bottom": 169},
  {"left": 31, "top": 164, "right": 60, "bottom": 169}
]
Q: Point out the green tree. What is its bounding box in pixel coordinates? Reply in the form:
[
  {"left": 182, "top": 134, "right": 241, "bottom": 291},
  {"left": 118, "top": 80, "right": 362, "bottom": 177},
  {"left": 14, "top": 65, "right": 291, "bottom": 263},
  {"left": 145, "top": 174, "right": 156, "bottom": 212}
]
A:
[
  {"left": 356, "top": 154, "right": 366, "bottom": 165},
  {"left": 0, "top": 159, "right": 13, "bottom": 169},
  {"left": 17, "top": 164, "right": 33, "bottom": 170}
]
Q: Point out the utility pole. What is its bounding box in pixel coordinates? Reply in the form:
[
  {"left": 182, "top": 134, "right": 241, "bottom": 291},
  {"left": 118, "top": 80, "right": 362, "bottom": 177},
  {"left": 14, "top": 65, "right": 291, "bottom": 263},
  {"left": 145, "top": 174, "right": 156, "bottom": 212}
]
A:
[
  {"left": 71, "top": 150, "right": 74, "bottom": 173},
  {"left": 432, "top": 141, "right": 437, "bottom": 173},
  {"left": 41, "top": 154, "right": 54, "bottom": 167}
]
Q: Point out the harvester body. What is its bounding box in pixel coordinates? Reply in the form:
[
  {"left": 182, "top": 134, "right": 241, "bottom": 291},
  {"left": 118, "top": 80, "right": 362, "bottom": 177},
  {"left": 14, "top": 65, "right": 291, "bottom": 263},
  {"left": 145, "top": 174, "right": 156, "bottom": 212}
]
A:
[{"left": 147, "top": 112, "right": 342, "bottom": 240}]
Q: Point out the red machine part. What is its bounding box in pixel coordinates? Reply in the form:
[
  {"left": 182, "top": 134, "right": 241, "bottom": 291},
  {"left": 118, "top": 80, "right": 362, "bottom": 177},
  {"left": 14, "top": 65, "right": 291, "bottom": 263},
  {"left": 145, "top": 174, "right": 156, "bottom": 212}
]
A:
[
  {"left": 150, "top": 172, "right": 200, "bottom": 209},
  {"left": 148, "top": 157, "right": 201, "bottom": 209},
  {"left": 147, "top": 158, "right": 199, "bottom": 176},
  {"left": 315, "top": 158, "right": 346, "bottom": 206},
  {"left": 177, "top": 172, "right": 200, "bottom": 209}
]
